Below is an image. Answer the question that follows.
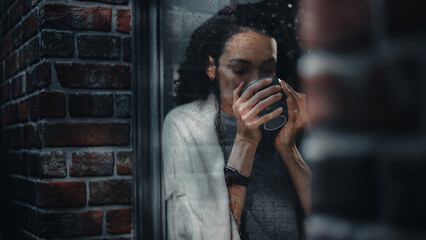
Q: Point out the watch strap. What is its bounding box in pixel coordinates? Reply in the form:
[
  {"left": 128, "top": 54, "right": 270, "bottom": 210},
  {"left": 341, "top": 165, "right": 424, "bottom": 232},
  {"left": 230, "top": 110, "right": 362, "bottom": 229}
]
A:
[{"left": 224, "top": 165, "right": 251, "bottom": 187}]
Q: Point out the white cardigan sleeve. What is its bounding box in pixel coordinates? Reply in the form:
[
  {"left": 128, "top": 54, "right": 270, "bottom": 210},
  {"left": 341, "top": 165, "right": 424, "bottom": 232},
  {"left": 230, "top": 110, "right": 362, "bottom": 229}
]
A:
[
  {"left": 161, "top": 97, "right": 241, "bottom": 240},
  {"left": 162, "top": 116, "right": 204, "bottom": 240}
]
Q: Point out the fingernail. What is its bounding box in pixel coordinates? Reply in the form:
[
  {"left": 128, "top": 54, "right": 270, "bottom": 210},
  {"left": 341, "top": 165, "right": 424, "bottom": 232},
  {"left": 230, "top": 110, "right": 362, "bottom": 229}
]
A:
[{"left": 285, "top": 83, "right": 291, "bottom": 92}]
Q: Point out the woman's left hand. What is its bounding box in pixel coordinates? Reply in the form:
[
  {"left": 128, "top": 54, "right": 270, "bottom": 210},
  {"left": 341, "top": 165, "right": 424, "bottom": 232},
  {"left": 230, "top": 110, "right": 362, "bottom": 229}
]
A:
[{"left": 274, "top": 80, "right": 309, "bottom": 151}]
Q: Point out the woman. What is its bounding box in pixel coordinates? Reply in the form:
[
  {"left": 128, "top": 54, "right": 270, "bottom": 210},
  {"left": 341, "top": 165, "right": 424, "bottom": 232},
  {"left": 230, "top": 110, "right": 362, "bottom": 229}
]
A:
[{"left": 162, "top": 3, "right": 311, "bottom": 239}]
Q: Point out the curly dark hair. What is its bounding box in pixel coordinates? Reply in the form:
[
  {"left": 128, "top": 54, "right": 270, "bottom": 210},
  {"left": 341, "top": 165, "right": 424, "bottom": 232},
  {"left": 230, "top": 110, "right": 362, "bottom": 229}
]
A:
[{"left": 174, "top": 1, "right": 300, "bottom": 106}]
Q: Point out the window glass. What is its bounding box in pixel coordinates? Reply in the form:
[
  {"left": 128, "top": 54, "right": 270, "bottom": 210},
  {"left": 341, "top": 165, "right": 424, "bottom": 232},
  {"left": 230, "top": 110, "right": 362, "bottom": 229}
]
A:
[{"left": 159, "top": 1, "right": 305, "bottom": 239}]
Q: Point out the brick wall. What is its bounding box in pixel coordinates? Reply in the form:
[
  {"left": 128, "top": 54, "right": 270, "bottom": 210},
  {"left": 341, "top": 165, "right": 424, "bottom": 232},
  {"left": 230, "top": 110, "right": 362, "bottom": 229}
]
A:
[
  {"left": 0, "top": 0, "right": 133, "bottom": 239},
  {"left": 298, "top": 0, "right": 426, "bottom": 239}
]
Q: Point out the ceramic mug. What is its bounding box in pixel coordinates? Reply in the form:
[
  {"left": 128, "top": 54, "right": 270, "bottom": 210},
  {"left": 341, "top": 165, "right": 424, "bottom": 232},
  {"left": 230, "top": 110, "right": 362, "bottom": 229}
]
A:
[{"left": 240, "top": 76, "right": 288, "bottom": 132}]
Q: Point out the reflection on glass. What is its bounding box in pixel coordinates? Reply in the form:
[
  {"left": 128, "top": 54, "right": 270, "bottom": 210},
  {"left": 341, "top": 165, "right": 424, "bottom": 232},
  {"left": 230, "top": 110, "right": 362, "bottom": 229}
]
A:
[{"left": 161, "top": 1, "right": 309, "bottom": 239}]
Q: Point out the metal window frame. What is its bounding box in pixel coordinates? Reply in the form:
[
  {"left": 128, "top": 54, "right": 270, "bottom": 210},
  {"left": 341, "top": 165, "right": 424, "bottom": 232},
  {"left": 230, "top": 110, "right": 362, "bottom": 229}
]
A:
[{"left": 132, "top": 0, "right": 164, "bottom": 239}]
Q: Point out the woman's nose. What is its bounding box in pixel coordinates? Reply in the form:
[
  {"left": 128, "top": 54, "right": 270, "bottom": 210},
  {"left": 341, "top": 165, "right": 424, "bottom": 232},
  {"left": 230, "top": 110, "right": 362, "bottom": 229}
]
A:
[{"left": 248, "top": 71, "right": 268, "bottom": 83}]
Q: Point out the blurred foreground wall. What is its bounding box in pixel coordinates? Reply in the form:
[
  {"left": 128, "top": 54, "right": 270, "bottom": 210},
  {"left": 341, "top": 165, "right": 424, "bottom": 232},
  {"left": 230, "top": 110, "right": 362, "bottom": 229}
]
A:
[{"left": 298, "top": 0, "right": 426, "bottom": 239}]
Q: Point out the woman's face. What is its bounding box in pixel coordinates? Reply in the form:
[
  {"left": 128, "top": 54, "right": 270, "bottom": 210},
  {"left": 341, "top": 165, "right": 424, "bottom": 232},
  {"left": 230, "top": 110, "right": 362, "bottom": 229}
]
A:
[{"left": 217, "top": 30, "right": 277, "bottom": 114}]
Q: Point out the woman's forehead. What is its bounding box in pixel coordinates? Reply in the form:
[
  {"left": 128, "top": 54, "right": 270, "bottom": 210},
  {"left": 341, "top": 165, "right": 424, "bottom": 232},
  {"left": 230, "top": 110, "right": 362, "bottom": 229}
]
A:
[{"left": 222, "top": 30, "right": 277, "bottom": 62}]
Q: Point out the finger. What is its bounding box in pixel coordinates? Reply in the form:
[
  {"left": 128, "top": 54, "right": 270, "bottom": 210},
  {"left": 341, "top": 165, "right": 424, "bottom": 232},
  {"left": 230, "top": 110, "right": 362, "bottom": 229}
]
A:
[
  {"left": 286, "top": 97, "right": 298, "bottom": 124},
  {"left": 284, "top": 82, "right": 302, "bottom": 99},
  {"left": 239, "top": 78, "right": 273, "bottom": 102},
  {"left": 245, "top": 92, "right": 282, "bottom": 118},
  {"left": 281, "top": 81, "right": 297, "bottom": 107},
  {"left": 281, "top": 81, "right": 305, "bottom": 111},
  {"left": 242, "top": 84, "right": 281, "bottom": 111},
  {"left": 252, "top": 106, "right": 283, "bottom": 127},
  {"left": 233, "top": 81, "right": 245, "bottom": 104}
]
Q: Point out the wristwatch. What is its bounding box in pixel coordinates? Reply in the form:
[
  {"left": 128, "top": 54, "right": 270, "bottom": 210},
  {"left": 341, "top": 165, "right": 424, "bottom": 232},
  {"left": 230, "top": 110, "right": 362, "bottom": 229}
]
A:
[{"left": 224, "top": 166, "right": 251, "bottom": 187}]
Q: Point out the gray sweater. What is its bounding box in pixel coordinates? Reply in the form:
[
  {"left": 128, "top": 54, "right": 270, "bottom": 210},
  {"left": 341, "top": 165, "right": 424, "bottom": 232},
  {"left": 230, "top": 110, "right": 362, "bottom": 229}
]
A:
[{"left": 218, "top": 109, "right": 300, "bottom": 240}]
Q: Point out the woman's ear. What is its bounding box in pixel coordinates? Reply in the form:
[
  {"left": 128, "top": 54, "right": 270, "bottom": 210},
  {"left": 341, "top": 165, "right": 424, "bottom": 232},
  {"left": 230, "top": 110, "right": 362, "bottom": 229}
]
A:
[{"left": 206, "top": 56, "right": 216, "bottom": 80}]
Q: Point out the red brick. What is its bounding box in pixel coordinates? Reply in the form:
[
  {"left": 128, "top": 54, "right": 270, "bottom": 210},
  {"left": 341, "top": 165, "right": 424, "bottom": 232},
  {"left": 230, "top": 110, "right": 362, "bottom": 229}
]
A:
[
  {"left": 5, "top": 103, "right": 16, "bottom": 125},
  {"left": 11, "top": 126, "right": 24, "bottom": 149},
  {"left": 22, "top": 0, "right": 32, "bottom": 14},
  {"left": 0, "top": 81, "right": 10, "bottom": 104},
  {"left": 115, "top": 93, "right": 131, "bottom": 118},
  {"left": 77, "top": 35, "right": 120, "bottom": 59},
  {"left": 117, "top": 151, "right": 132, "bottom": 175},
  {"left": 40, "top": 4, "right": 112, "bottom": 31},
  {"left": 38, "top": 151, "right": 67, "bottom": 177},
  {"left": 38, "top": 91, "right": 66, "bottom": 118},
  {"left": 0, "top": 13, "right": 8, "bottom": 37},
  {"left": 8, "top": 1, "right": 23, "bottom": 29},
  {"left": 21, "top": 11, "right": 38, "bottom": 43},
  {"left": 17, "top": 99, "right": 28, "bottom": 122},
  {"left": 26, "top": 61, "right": 51, "bottom": 94},
  {"left": 116, "top": 8, "right": 130, "bottom": 33},
  {"left": 299, "top": 0, "right": 371, "bottom": 49},
  {"left": 302, "top": 73, "right": 354, "bottom": 126},
  {"left": 0, "top": 36, "right": 11, "bottom": 61},
  {"left": 28, "top": 152, "right": 67, "bottom": 178},
  {"left": 106, "top": 208, "right": 132, "bottom": 233},
  {"left": 11, "top": 24, "right": 21, "bottom": 50},
  {"left": 41, "top": 30, "right": 74, "bottom": 57},
  {"left": 38, "top": 210, "right": 102, "bottom": 238},
  {"left": 122, "top": 36, "right": 131, "bottom": 62},
  {"left": 387, "top": 0, "right": 426, "bottom": 36},
  {"left": 42, "top": 122, "right": 130, "bottom": 147},
  {"left": 28, "top": 93, "right": 39, "bottom": 121},
  {"left": 5, "top": 51, "right": 19, "bottom": 78},
  {"left": 19, "top": 44, "right": 28, "bottom": 71},
  {"left": 76, "top": 0, "right": 129, "bottom": 4},
  {"left": 70, "top": 151, "right": 114, "bottom": 176},
  {"left": 11, "top": 75, "right": 24, "bottom": 99},
  {"left": 69, "top": 93, "right": 114, "bottom": 117},
  {"left": 36, "top": 181, "right": 86, "bottom": 208},
  {"left": 23, "top": 123, "right": 41, "bottom": 149},
  {"left": 55, "top": 63, "right": 130, "bottom": 89},
  {"left": 27, "top": 36, "right": 40, "bottom": 66},
  {"left": 89, "top": 179, "right": 131, "bottom": 205}
]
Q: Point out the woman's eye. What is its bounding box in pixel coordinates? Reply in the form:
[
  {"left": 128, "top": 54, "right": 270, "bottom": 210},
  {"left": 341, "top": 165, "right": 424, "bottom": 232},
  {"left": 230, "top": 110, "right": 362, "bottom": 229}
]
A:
[
  {"left": 232, "top": 68, "right": 248, "bottom": 75},
  {"left": 260, "top": 69, "right": 275, "bottom": 74}
]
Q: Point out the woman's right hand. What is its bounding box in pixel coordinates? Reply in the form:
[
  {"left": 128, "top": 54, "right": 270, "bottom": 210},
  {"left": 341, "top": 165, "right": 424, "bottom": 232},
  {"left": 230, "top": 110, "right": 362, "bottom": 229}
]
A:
[{"left": 232, "top": 77, "right": 284, "bottom": 145}]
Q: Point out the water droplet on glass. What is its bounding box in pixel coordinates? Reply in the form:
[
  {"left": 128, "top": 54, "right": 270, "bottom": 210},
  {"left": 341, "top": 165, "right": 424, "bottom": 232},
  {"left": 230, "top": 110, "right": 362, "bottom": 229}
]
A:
[{"left": 288, "top": 3, "right": 292, "bottom": 8}]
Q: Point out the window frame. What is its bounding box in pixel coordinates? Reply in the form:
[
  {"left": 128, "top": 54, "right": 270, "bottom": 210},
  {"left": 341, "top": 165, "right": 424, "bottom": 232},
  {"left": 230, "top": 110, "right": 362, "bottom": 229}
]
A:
[{"left": 132, "top": 0, "right": 164, "bottom": 239}]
